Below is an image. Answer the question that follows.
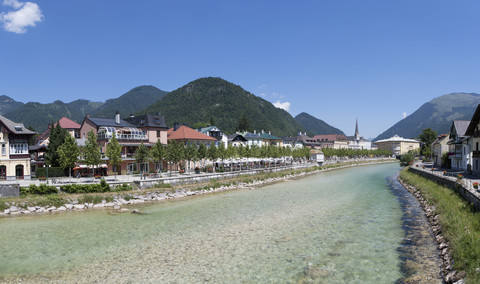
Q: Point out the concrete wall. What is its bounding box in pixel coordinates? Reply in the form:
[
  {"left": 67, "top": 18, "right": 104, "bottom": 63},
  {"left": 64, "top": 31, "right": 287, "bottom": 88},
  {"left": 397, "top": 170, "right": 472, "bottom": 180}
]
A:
[{"left": 0, "top": 184, "right": 19, "bottom": 197}]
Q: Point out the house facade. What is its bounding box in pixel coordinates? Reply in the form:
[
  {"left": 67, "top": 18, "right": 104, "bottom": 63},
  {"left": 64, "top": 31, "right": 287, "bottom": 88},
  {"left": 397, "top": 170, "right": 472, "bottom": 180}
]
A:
[
  {"left": 0, "top": 115, "right": 36, "bottom": 180},
  {"left": 198, "top": 126, "right": 228, "bottom": 148},
  {"left": 465, "top": 105, "right": 480, "bottom": 175},
  {"left": 431, "top": 134, "right": 450, "bottom": 167},
  {"left": 313, "top": 134, "right": 349, "bottom": 149},
  {"left": 374, "top": 134, "right": 420, "bottom": 155},
  {"left": 447, "top": 120, "right": 470, "bottom": 170}
]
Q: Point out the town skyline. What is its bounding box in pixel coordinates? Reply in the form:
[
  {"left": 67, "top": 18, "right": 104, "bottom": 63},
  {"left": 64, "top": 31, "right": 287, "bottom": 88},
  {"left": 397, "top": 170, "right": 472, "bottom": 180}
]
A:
[{"left": 1, "top": 1, "right": 480, "bottom": 138}]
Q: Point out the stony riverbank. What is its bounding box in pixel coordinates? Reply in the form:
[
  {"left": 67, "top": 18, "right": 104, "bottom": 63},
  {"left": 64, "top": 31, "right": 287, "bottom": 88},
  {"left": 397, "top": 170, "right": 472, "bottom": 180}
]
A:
[
  {"left": 398, "top": 176, "right": 465, "bottom": 284},
  {"left": 0, "top": 159, "right": 396, "bottom": 218}
]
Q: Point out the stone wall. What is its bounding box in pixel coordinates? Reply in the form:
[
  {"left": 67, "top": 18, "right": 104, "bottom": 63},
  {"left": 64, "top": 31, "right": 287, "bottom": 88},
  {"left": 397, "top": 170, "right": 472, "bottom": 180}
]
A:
[
  {"left": 409, "top": 167, "right": 480, "bottom": 211},
  {"left": 0, "top": 184, "right": 19, "bottom": 197}
]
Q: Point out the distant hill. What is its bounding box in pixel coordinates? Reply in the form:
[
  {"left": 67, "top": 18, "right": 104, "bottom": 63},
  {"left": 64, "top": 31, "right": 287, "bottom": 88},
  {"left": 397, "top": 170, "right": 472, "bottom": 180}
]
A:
[
  {"left": 91, "top": 85, "right": 167, "bottom": 118},
  {"left": 139, "top": 77, "right": 305, "bottom": 136},
  {"left": 3, "top": 86, "right": 167, "bottom": 133},
  {"left": 374, "top": 93, "right": 480, "bottom": 141},
  {"left": 0, "top": 95, "right": 23, "bottom": 115},
  {"left": 294, "top": 112, "right": 345, "bottom": 136}
]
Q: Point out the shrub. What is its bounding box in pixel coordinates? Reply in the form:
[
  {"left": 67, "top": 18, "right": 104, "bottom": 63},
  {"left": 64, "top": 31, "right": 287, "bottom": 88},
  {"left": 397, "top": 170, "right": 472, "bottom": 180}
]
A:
[
  {"left": 60, "top": 183, "right": 111, "bottom": 194},
  {"left": 35, "top": 167, "right": 65, "bottom": 178},
  {"left": 21, "top": 184, "right": 58, "bottom": 195},
  {"left": 112, "top": 183, "right": 132, "bottom": 192},
  {"left": 400, "top": 153, "right": 415, "bottom": 166}
]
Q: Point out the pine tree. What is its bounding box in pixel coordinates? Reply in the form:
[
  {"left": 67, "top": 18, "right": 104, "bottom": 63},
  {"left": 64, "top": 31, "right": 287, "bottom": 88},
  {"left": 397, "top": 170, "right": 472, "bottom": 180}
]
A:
[
  {"left": 106, "top": 133, "right": 122, "bottom": 180},
  {"left": 46, "top": 122, "right": 69, "bottom": 167}
]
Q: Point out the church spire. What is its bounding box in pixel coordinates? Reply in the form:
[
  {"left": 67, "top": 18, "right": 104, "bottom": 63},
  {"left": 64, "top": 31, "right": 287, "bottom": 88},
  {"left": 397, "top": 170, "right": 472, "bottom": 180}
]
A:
[{"left": 354, "top": 118, "right": 360, "bottom": 140}]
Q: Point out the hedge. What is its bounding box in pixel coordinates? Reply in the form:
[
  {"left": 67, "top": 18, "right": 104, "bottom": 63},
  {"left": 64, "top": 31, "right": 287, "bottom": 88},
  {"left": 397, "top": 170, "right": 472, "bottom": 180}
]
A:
[
  {"left": 36, "top": 167, "right": 66, "bottom": 178},
  {"left": 21, "top": 184, "right": 58, "bottom": 195}
]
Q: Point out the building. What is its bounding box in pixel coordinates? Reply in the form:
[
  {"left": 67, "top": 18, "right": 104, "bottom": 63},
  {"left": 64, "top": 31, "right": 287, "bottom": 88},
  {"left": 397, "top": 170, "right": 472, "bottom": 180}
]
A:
[
  {"left": 374, "top": 134, "right": 420, "bottom": 155},
  {"left": 431, "top": 134, "right": 450, "bottom": 167},
  {"left": 167, "top": 123, "right": 217, "bottom": 146},
  {"left": 447, "top": 120, "right": 470, "bottom": 170},
  {"left": 258, "top": 131, "right": 283, "bottom": 147},
  {"left": 35, "top": 117, "right": 81, "bottom": 146},
  {"left": 347, "top": 119, "right": 372, "bottom": 150},
  {"left": 0, "top": 115, "right": 36, "bottom": 180},
  {"left": 465, "top": 105, "right": 480, "bottom": 174},
  {"left": 313, "top": 134, "right": 349, "bottom": 149},
  {"left": 227, "top": 133, "right": 247, "bottom": 147},
  {"left": 198, "top": 126, "right": 228, "bottom": 148}
]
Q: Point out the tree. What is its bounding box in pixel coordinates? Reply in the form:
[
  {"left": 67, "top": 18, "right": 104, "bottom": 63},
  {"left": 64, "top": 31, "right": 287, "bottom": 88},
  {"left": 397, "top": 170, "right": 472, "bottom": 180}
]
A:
[
  {"left": 226, "top": 144, "right": 236, "bottom": 171},
  {"left": 237, "top": 113, "right": 251, "bottom": 132},
  {"left": 418, "top": 128, "right": 437, "bottom": 157},
  {"left": 83, "top": 130, "right": 102, "bottom": 178},
  {"left": 167, "top": 140, "right": 185, "bottom": 175},
  {"left": 184, "top": 143, "right": 197, "bottom": 173},
  {"left": 106, "top": 133, "right": 122, "bottom": 180},
  {"left": 207, "top": 143, "right": 218, "bottom": 172},
  {"left": 46, "top": 122, "right": 69, "bottom": 167},
  {"left": 150, "top": 140, "right": 167, "bottom": 174},
  {"left": 400, "top": 153, "right": 414, "bottom": 167},
  {"left": 135, "top": 142, "right": 149, "bottom": 179},
  {"left": 197, "top": 143, "right": 207, "bottom": 168},
  {"left": 58, "top": 135, "right": 79, "bottom": 181},
  {"left": 217, "top": 142, "right": 227, "bottom": 170}
]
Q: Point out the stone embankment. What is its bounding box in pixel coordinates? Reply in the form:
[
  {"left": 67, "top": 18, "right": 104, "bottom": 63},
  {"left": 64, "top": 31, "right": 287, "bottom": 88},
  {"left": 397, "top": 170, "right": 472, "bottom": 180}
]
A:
[
  {"left": 398, "top": 176, "right": 465, "bottom": 284},
  {"left": 1, "top": 159, "right": 396, "bottom": 217}
]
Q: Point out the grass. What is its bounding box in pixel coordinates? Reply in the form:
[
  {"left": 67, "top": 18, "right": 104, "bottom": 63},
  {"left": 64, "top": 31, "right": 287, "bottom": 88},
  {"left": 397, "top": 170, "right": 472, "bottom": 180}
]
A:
[{"left": 400, "top": 168, "right": 480, "bottom": 281}]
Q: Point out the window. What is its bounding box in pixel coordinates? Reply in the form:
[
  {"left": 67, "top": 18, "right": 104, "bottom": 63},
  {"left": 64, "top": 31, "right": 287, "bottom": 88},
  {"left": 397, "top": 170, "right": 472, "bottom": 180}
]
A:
[
  {"left": 157, "top": 130, "right": 160, "bottom": 138},
  {"left": 10, "top": 143, "right": 28, "bottom": 155},
  {"left": 1, "top": 144, "right": 5, "bottom": 156},
  {"left": 477, "top": 142, "right": 479, "bottom": 151},
  {"left": 155, "top": 118, "right": 160, "bottom": 125}
]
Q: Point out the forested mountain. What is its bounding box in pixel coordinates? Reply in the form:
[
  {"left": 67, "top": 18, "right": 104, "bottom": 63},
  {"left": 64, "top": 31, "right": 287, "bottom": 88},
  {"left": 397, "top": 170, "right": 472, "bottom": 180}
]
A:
[
  {"left": 139, "top": 77, "right": 306, "bottom": 136},
  {"left": 374, "top": 93, "right": 480, "bottom": 141},
  {"left": 0, "top": 95, "right": 23, "bottom": 115},
  {"left": 91, "top": 85, "right": 167, "bottom": 118},
  {"left": 294, "top": 112, "right": 345, "bottom": 136},
  {"left": 3, "top": 86, "right": 167, "bottom": 133}
]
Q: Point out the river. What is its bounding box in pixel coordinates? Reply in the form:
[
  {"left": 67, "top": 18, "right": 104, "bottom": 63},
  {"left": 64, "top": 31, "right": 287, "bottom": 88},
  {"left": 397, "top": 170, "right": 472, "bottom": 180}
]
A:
[{"left": 0, "top": 163, "right": 442, "bottom": 283}]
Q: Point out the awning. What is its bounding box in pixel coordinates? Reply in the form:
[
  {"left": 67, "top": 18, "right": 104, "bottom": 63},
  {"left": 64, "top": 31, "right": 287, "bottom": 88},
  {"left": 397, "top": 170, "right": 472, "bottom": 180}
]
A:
[{"left": 73, "top": 164, "right": 108, "bottom": 170}]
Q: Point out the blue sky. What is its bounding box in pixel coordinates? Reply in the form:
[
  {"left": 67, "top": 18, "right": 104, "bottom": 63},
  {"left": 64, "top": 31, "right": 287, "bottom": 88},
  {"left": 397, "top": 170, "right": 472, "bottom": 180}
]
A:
[{"left": 1, "top": 1, "right": 479, "bottom": 139}]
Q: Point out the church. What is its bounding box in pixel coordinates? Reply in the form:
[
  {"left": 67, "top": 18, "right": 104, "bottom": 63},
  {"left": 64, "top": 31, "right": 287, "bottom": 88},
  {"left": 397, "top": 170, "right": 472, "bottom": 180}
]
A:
[{"left": 347, "top": 119, "right": 372, "bottom": 150}]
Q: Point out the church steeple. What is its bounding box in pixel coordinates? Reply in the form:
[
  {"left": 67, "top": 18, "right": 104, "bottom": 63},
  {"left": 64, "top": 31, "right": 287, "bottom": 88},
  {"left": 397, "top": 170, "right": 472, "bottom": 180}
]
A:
[{"left": 354, "top": 118, "right": 360, "bottom": 140}]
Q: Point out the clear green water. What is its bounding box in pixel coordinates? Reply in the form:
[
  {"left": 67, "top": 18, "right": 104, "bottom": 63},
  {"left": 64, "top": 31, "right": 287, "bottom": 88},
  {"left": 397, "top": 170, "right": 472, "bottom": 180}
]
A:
[{"left": 0, "top": 164, "right": 438, "bottom": 283}]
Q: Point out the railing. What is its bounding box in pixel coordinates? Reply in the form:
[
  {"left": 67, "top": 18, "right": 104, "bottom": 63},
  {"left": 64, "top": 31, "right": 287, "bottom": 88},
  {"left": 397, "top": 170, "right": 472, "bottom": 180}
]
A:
[
  {"left": 98, "top": 133, "right": 147, "bottom": 140},
  {"left": 121, "top": 153, "right": 135, "bottom": 159}
]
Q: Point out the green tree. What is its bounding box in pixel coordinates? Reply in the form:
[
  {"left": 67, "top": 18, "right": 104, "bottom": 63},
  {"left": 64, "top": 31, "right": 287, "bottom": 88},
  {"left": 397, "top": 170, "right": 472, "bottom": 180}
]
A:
[
  {"left": 83, "top": 130, "right": 102, "bottom": 178},
  {"left": 46, "top": 122, "right": 69, "bottom": 167},
  {"left": 27, "top": 125, "right": 38, "bottom": 146},
  {"left": 58, "top": 135, "right": 79, "bottom": 181},
  {"left": 226, "top": 144, "right": 236, "bottom": 171},
  {"left": 150, "top": 140, "right": 167, "bottom": 174},
  {"left": 400, "top": 153, "right": 414, "bottom": 167},
  {"left": 184, "top": 143, "right": 197, "bottom": 173},
  {"left": 207, "top": 143, "right": 218, "bottom": 172},
  {"left": 237, "top": 113, "right": 251, "bottom": 132},
  {"left": 418, "top": 128, "right": 437, "bottom": 157},
  {"left": 217, "top": 142, "right": 227, "bottom": 170},
  {"left": 197, "top": 143, "right": 207, "bottom": 168},
  {"left": 106, "top": 133, "right": 122, "bottom": 180},
  {"left": 135, "top": 142, "right": 149, "bottom": 179},
  {"left": 167, "top": 140, "right": 185, "bottom": 175}
]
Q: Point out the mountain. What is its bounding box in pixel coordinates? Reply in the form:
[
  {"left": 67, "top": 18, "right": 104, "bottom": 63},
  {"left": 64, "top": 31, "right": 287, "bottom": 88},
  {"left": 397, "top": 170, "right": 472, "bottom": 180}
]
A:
[
  {"left": 294, "top": 112, "right": 345, "bottom": 136},
  {"left": 139, "top": 77, "right": 305, "bottom": 136},
  {"left": 91, "top": 85, "right": 167, "bottom": 118},
  {"left": 0, "top": 95, "right": 23, "bottom": 115},
  {"left": 3, "top": 85, "right": 167, "bottom": 133},
  {"left": 374, "top": 92, "right": 480, "bottom": 141}
]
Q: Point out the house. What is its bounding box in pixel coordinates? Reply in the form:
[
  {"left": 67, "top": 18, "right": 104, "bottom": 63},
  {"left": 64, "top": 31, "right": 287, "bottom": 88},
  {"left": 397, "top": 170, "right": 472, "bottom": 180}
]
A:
[
  {"left": 313, "top": 134, "right": 349, "bottom": 149},
  {"left": 79, "top": 112, "right": 168, "bottom": 175},
  {"left": 167, "top": 123, "right": 217, "bottom": 146},
  {"left": 447, "top": 120, "right": 470, "bottom": 170},
  {"left": 240, "top": 131, "right": 263, "bottom": 148},
  {"left": 465, "top": 104, "right": 480, "bottom": 174},
  {"left": 282, "top": 136, "right": 304, "bottom": 149},
  {"left": 228, "top": 133, "right": 247, "bottom": 147},
  {"left": 347, "top": 119, "right": 372, "bottom": 150},
  {"left": 431, "top": 134, "right": 450, "bottom": 167},
  {"left": 258, "top": 131, "right": 283, "bottom": 147},
  {"left": 374, "top": 134, "right": 420, "bottom": 156},
  {"left": 198, "top": 126, "right": 228, "bottom": 148},
  {"left": 0, "top": 115, "right": 36, "bottom": 180},
  {"left": 35, "top": 117, "right": 81, "bottom": 146}
]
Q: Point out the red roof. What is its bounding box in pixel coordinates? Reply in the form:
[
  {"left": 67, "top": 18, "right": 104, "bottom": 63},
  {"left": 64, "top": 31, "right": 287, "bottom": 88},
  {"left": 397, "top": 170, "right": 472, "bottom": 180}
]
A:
[
  {"left": 58, "top": 117, "right": 81, "bottom": 129},
  {"left": 167, "top": 125, "right": 216, "bottom": 141},
  {"left": 313, "top": 134, "right": 348, "bottom": 142}
]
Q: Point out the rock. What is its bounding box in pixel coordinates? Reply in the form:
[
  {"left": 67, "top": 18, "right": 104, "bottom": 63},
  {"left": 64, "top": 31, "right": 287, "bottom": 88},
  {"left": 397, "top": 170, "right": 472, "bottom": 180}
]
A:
[
  {"left": 73, "top": 204, "right": 85, "bottom": 210},
  {"left": 57, "top": 206, "right": 67, "bottom": 211},
  {"left": 445, "top": 271, "right": 456, "bottom": 283},
  {"left": 9, "top": 206, "right": 19, "bottom": 212},
  {"left": 47, "top": 206, "right": 56, "bottom": 211},
  {"left": 104, "top": 202, "right": 115, "bottom": 207},
  {"left": 113, "top": 205, "right": 121, "bottom": 210},
  {"left": 439, "top": 242, "right": 448, "bottom": 249},
  {"left": 93, "top": 203, "right": 105, "bottom": 208},
  {"left": 65, "top": 204, "right": 73, "bottom": 210},
  {"left": 3, "top": 209, "right": 9, "bottom": 214},
  {"left": 27, "top": 207, "right": 36, "bottom": 212},
  {"left": 119, "top": 208, "right": 129, "bottom": 213}
]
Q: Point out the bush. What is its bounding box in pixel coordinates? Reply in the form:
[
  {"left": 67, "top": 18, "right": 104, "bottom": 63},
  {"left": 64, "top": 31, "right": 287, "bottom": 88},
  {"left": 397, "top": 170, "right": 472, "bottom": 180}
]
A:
[
  {"left": 36, "top": 195, "right": 67, "bottom": 207},
  {"left": 35, "top": 167, "right": 66, "bottom": 178},
  {"left": 60, "top": 184, "right": 110, "bottom": 194},
  {"left": 400, "top": 153, "right": 414, "bottom": 166},
  {"left": 21, "top": 184, "right": 58, "bottom": 195},
  {"left": 112, "top": 183, "right": 132, "bottom": 192}
]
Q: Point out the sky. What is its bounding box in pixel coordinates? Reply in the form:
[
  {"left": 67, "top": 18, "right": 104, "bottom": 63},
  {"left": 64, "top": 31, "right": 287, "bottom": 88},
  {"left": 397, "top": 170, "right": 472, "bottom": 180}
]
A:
[{"left": 1, "top": 1, "right": 480, "bottom": 139}]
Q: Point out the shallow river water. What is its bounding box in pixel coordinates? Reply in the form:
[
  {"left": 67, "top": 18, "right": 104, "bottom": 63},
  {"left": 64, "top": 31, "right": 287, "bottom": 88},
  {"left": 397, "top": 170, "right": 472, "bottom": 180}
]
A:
[{"left": 0, "top": 163, "right": 442, "bottom": 283}]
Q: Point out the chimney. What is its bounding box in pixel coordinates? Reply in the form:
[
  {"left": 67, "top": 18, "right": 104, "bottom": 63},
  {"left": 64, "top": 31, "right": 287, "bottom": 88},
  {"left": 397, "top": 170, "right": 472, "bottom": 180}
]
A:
[
  {"left": 298, "top": 131, "right": 302, "bottom": 136},
  {"left": 253, "top": 130, "right": 256, "bottom": 134},
  {"left": 174, "top": 122, "right": 180, "bottom": 131},
  {"left": 261, "top": 129, "right": 265, "bottom": 134},
  {"left": 157, "top": 112, "right": 162, "bottom": 117},
  {"left": 115, "top": 111, "right": 120, "bottom": 124},
  {"left": 129, "top": 113, "right": 134, "bottom": 118},
  {"left": 269, "top": 131, "right": 271, "bottom": 135},
  {"left": 86, "top": 114, "right": 90, "bottom": 118}
]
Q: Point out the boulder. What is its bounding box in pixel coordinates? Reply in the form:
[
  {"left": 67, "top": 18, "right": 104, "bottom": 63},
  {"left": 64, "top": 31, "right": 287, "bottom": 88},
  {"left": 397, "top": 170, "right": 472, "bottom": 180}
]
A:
[
  {"left": 65, "top": 204, "right": 73, "bottom": 210},
  {"left": 104, "top": 202, "right": 115, "bottom": 207},
  {"left": 73, "top": 204, "right": 85, "bottom": 210},
  {"left": 57, "top": 206, "right": 67, "bottom": 211},
  {"left": 93, "top": 203, "right": 105, "bottom": 208},
  {"left": 27, "top": 207, "right": 36, "bottom": 212},
  {"left": 9, "top": 206, "right": 19, "bottom": 212}
]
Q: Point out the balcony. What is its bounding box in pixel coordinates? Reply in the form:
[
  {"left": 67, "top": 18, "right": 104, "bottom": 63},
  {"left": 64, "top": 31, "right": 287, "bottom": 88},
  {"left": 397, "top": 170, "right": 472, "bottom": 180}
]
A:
[{"left": 98, "top": 133, "right": 147, "bottom": 141}]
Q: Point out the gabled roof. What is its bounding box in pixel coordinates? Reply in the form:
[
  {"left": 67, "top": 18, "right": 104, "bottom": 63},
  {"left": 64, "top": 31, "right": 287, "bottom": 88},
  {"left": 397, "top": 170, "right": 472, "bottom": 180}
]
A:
[
  {"left": 431, "top": 134, "right": 449, "bottom": 146},
  {"left": 86, "top": 117, "right": 135, "bottom": 128},
  {"left": 198, "top": 126, "right": 222, "bottom": 133},
  {"left": 466, "top": 104, "right": 480, "bottom": 136},
  {"left": 58, "top": 117, "right": 81, "bottom": 129},
  {"left": 124, "top": 114, "right": 168, "bottom": 128},
  {"left": 167, "top": 125, "right": 217, "bottom": 141},
  {"left": 258, "top": 132, "right": 282, "bottom": 140},
  {"left": 228, "top": 133, "right": 247, "bottom": 142},
  {"left": 0, "top": 115, "right": 36, "bottom": 135},
  {"left": 451, "top": 120, "right": 470, "bottom": 137},
  {"left": 375, "top": 134, "right": 420, "bottom": 143}
]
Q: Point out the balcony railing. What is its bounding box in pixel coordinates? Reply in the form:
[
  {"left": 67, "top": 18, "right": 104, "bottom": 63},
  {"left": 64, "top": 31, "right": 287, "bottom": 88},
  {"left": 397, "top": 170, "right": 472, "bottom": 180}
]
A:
[{"left": 98, "top": 133, "right": 147, "bottom": 140}]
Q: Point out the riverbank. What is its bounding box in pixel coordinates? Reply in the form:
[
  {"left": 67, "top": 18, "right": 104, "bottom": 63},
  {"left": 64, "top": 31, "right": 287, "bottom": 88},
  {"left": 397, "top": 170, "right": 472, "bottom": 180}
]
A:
[
  {"left": 1, "top": 159, "right": 396, "bottom": 217},
  {"left": 399, "top": 167, "right": 480, "bottom": 283}
]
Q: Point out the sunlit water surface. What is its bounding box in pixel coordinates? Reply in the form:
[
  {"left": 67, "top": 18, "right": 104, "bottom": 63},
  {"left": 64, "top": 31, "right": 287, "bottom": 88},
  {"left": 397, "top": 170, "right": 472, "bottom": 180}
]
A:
[{"left": 0, "top": 163, "right": 441, "bottom": 283}]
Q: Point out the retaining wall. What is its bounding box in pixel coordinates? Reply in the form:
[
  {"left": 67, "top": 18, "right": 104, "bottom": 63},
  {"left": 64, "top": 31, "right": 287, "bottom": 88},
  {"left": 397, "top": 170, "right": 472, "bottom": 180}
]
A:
[{"left": 0, "top": 184, "right": 20, "bottom": 197}]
